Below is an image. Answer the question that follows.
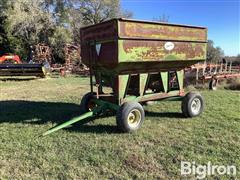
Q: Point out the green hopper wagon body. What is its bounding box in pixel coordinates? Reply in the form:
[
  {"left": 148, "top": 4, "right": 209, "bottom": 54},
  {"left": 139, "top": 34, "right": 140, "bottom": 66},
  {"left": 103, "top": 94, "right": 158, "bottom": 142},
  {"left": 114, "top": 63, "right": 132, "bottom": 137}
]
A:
[{"left": 81, "top": 18, "right": 207, "bottom": 73}]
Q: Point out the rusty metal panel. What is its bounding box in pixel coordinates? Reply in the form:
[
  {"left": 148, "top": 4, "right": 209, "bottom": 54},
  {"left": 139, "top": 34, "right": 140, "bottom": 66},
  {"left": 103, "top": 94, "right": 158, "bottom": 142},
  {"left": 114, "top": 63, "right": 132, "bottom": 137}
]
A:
[
  {"left": 118, "top": 40, "right": 207, "bottom": 62},
  {"left": 118, "top": 19, "right": 207, "bottom": 42},
  {"left": 80, "top": 19, "right": 118, "bottom": 42},
  {"left": 80, "top": 18, "right": 208, "bottom": 73},
  {"left": 80, "top": 19, "right": 118, "bottom": 68},
  {"left": 81, "top": 41, "right": 118, "bottom": 68}
]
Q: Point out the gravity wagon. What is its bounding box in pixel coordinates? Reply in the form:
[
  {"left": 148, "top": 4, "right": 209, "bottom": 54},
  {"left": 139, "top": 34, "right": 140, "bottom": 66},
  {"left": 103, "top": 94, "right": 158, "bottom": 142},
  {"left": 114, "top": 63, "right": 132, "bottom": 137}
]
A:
[{"left": 43, "top": 18, "right": 207, "bottom": 136}]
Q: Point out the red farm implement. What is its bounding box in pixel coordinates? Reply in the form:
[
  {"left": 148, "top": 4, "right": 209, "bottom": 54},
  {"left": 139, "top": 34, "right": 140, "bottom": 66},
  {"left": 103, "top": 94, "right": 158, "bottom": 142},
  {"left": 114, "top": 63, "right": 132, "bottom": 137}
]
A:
[
  {"left": 189, "top": 62, "right": 240, "bottom": 90},
  {"left": 0, "top": 54, "right": 21, "bottom": 64},
  {"left": 0, "top": 54, "right": 48, "bottom": 78}
]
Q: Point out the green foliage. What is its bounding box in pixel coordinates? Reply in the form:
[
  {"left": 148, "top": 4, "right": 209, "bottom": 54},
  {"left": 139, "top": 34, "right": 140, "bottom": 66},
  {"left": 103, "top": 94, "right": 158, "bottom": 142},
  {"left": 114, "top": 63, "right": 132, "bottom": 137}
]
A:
[
  {"left": 6, "top": 36, "right": 27, "bottom": 60},
  {"left": 0, "top": 0, "right": 133, "bottom": 61},
  {"left": 0, "top": 0, "right": 10, "bottom": 54},
  {"left": 5, "top": 0, "right": 53, "bottom": 43},
  {"left": 2, "top": 0, "right": 54, "bottom": 58},
  {"left": 79, "top": 0, "right": 121, "bottom": 25},
  {"left": 207, "top": 40, "right": 224, "bottom": 63},
  {"left": 49, "top": 26, "right": 72, "bottom": 63}
]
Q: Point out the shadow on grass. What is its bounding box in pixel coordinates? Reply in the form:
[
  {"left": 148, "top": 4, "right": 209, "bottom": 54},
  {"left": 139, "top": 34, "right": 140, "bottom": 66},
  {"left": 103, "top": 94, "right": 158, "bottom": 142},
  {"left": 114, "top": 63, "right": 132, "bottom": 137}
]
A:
[
  {"left": 145, "top": 110, "right": 185, "bottom": 119},
  {"left": 0, "top": 100, "right": 118, "bottom": 134},
  {"left": 0, "top": 100, "right": 184, "bottom": 134},
  {"left": 0, "top": 100, "right": 80, "bottom": 124},
  {"left": 65, "top": 124, "right": 118, "bottom": 134}
]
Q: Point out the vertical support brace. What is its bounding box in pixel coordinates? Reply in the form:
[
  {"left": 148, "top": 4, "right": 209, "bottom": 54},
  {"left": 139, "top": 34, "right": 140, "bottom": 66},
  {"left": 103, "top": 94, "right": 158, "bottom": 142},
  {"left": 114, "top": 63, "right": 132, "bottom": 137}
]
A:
[
  {"left": 160, "top": 72, "right": 168, "bottom": 92},
  {"left": 196, "top": 66, "right": 199, "bottom": 85},
  {"left": 89, "top": 43, "right": 94, "bottom": 93},
  {"left": 139, "top": 73, "right": 148, "bottom": 96},
  {"left": 118, "top": 74, "right": 129, "bottom": 104},
  {"left": 176, "top": 70, "right": 184, "bottom": 94},
  {"left": 96, "top": 71, "right": 103, "bottom": 94}
]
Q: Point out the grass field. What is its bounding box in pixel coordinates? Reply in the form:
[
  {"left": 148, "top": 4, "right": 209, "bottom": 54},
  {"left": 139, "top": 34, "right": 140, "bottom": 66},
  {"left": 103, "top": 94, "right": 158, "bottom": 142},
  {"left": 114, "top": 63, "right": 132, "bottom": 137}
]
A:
[{"left": 0, "top": 76, "right": 239, "bottom": 179}]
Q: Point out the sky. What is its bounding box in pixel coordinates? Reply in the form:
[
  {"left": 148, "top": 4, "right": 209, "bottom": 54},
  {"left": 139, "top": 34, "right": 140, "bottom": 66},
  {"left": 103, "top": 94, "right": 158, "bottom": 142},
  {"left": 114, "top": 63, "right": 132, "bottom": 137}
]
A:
[{"left": 121, "top": 0, "right": 240, "bottom": 56}]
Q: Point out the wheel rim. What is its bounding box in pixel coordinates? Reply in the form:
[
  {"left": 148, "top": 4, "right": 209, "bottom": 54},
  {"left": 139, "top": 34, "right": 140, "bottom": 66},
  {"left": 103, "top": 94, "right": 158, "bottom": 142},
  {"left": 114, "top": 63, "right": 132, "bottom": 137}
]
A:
[
  {"left": 127, "top": 109, "right": 141, "bottom": 128},
  {"left": 191, "top": 98, "right": 201, "bottom": 115}
]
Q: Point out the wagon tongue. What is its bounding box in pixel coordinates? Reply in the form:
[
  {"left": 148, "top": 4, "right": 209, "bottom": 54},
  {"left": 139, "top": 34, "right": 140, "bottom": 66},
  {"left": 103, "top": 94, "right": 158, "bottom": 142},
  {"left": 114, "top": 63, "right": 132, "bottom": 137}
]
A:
[
  {"left": 42, "top": 103, "right": 107, "bottom": 136},
  {"left": 42, "top": 111, "right": 94, "bottom": 136}
]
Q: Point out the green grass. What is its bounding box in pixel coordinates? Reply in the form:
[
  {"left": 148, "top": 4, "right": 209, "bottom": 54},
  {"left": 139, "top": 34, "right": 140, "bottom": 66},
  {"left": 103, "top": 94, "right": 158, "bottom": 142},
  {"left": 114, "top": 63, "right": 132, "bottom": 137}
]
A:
[{"left": 0, "top": 76, "right": 239, "bottom": 179}]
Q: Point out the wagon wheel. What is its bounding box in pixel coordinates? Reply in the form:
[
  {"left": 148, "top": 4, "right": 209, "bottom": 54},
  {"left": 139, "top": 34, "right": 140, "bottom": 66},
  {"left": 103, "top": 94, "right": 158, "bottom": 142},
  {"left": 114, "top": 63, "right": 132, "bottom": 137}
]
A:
[
  {"left": 181, "top": 92, "right": 204, "bottom": 118},
  {"left": 80, "top": 92, "right": 97, "bottom": 113},
  {"left": 116, "top": 102, "right": 145, "bottom": 132},
  {"left": 209, "top": 78, "right": 218, "bottom": 91}
]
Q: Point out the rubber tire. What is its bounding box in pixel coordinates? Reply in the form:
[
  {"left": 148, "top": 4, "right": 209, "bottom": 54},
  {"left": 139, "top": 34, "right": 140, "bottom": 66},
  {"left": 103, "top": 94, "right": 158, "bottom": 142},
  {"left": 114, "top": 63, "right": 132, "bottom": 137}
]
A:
[
  {"left": 116, "top": 102, "right": 145, "bottom": 133},
  {"left": 80, "top": 92, "right": 96, "bottom": 113},
  {"left": 181, "top": 92, "right": 204, "bottom": 118},
  {"left": 209, "top": 79, "right": 217, "bottom": 91}
]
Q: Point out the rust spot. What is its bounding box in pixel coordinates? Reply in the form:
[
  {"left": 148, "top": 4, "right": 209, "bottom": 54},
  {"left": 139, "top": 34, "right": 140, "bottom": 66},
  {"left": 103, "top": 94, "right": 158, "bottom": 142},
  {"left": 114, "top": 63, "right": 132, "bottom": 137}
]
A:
[
  {"left": 122, "top": 40, "right": 206, "bottom": 60},
  {"left": 81, "top": 20, "right": 118, "bottom": 42},
  {"left": 119, "top": 21, "right": 207, "bottom": 41}
]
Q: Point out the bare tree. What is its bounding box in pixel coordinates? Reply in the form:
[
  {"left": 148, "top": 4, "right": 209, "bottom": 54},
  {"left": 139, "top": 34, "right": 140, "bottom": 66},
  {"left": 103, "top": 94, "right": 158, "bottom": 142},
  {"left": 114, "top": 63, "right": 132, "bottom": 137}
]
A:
[{"left": 1, "top": 0, "right": 133, "bottom": 61}]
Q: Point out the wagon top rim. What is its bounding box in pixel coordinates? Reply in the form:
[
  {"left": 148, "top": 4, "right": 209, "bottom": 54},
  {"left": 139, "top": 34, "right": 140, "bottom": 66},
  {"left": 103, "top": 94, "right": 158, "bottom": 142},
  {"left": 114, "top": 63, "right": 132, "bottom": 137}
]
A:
[{"left": 80, "top": 18, "right": 207, "bottom": 30}]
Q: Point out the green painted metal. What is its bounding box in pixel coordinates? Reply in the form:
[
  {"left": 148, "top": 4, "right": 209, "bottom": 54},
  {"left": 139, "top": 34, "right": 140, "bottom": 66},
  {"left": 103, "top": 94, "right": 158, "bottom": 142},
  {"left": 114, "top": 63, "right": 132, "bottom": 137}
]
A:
[
  {"left": 161, "top": 96, "right": 184, "bottom": 101},
  {"left": 160, "top": 72, "right": 168, "bottom": 92},
  {"left": 122, "top": 91, "right": 181, "bottom": 103},
  {"left": 118, "top": 40, "right": 207, "bottom": 63},
  {"left": 139, "top": 73, "right": 148, "bottom": 96},
  {"left": 42, "top": 99, "right": 120, "bottom": 136},
  {"left": 176, "top": 70, "right": 184, "bottom": 90},
  {"left": 123, "top": 95, "right": 137, "bottom": 102},
  {"left": 42, "top": 111, "right": 94, "bottom": 136},
  {"left": 118, "top": 40, "right": 151, "bottom": 62},
  {"left": 118, "top": 74, "right": 129, "bottom": 104},
  {"left": 123, "top": 95, "right": 183, "bottom": 103},
  {"left": 93, "top": 99, "right": 119, "bottom": 111},
  {"left": 167, "top": 90, "right": 180, "bottom": 95}
]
